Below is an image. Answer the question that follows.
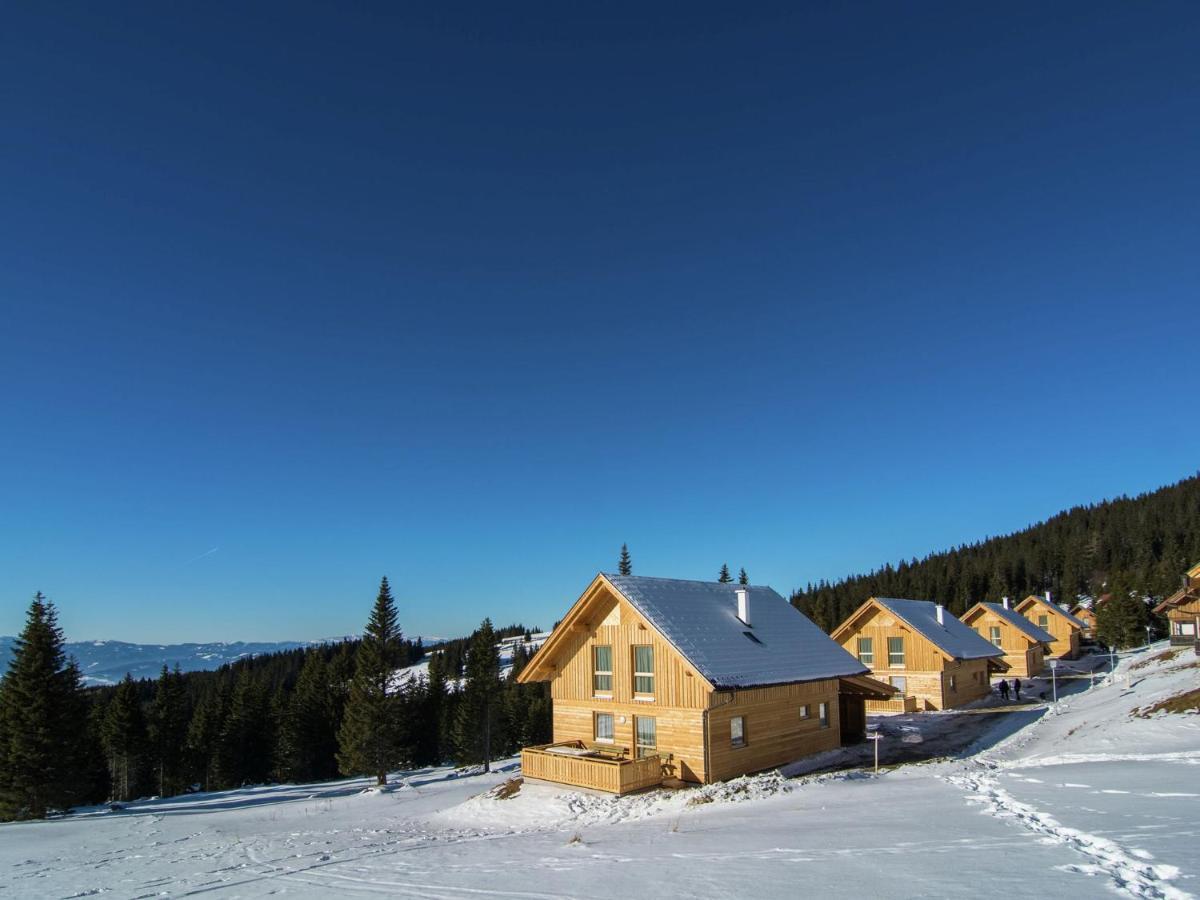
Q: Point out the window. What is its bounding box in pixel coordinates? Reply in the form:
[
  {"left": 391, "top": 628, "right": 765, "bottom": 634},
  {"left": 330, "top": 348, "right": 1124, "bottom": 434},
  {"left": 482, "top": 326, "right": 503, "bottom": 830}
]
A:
[
  {"left": 799, "top": 704, "right": 810, "bottom": 719},
  {"left": 818, "top": 702, "right": 829, "bottom": 728},
  {"left": 592, "top": 645, "right": 613, "bottom": 694},
  {"left": 1038, "top": 614, "right": 1049, "bottom": 629},
  {"left": 889, "top": 675, "right": 906, "bottom": 693},
  {"left": 857, "top": 637, "right": 874, "bottom": 665},
  {"left": 594, "top": 712, "right": 614, "bottom": 743},
  {"left": 633, "top": 645, "right": 655, "bottom": 695},
  {"left": 887, "top": 636, "right": 905, "bottom": 668},
  {"left": 949, "top": 675, "right": 957, "bottom": 692},
  {"left": 731, "top": 716, "right": 746, "bottom": 748},
  {"left": 634, "top": 716, "right": 657, "bottom": 758},
  {"left": 989, "top": 626, "right": 1002, "bottom": 648}
]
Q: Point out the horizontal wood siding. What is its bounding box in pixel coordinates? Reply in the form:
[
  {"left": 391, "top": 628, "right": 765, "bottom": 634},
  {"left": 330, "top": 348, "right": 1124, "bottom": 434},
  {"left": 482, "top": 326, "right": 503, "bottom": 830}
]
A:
[
  {"left": 1015, "top": 597, "right": 1080, "bottom": 659},
  {"left": 940, "top": 658, "right": 992, "bottom": 708},
  {"left": 548, "top": 587, "right": 709, "bottom": 710},
  {"left": 521, "top": 746, "right": 663, "bottom": 795},
  {"left": 552, "top": 700, "right": 708, "bottom": 782},
  {"left": 706, "top": 680, "right": 841, "bottom": 782}
]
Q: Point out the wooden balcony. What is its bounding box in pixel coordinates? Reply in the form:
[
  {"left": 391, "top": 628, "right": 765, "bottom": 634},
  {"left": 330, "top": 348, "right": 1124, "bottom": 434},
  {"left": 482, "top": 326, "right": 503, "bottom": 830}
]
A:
[{"left": 520, "top": 741, "right": 664, "bottom": 795}]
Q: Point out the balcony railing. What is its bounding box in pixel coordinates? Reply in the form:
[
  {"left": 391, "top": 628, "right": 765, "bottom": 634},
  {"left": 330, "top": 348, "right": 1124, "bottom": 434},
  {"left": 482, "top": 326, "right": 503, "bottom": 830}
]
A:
[{"left": 520, "top": 741, "right": 664, "bottom": 795}]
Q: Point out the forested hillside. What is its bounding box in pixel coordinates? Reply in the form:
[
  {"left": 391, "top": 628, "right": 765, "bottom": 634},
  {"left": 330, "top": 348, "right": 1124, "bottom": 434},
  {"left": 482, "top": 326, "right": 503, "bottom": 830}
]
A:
[{"left": 792, "top": 473, "right": 1200, "bottom": 632}]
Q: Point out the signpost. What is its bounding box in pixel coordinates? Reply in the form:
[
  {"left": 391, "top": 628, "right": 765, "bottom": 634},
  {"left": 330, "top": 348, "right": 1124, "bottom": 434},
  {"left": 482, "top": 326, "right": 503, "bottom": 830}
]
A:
[{"left": 866, "top": 732, "right": 883, "bottom": 773}]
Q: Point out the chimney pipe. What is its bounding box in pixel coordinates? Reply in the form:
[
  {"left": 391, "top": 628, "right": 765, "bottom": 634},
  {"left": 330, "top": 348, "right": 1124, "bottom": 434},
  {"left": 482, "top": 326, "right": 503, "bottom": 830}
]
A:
[
  {"left": 1045, "top": 590, "right": 1052, "bottom": 604},
  {"left": 1002, "top": 596, "right": 1010, "bottom": 610},
  {"left": 736, "top": 588, "right": 750, "bottom": 626},
  {"left": 936, "top": 604, "right": 945, "bottom": 626}
]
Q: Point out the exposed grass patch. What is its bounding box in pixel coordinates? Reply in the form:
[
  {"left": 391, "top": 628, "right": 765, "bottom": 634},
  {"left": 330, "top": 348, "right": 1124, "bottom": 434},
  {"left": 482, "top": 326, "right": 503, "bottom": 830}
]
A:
[
  {"left": 1136, "top": 687, "right": 1200, "bottom": 717},
  {"left": 1131, "top": 649, "right": 1182, "bottom": 671},
  {"left": 487, "top": 777, "right": 523, "bottom": 800}
]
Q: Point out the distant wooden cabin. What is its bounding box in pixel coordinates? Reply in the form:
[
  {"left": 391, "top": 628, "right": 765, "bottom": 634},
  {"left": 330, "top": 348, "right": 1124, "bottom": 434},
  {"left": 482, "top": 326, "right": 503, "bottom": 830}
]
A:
[
  {"left": 1070, "top": 604, "right": 1098, "bottom": 640},
  {"left": 1014, "top": 594, "right": 1084, "bottom": 659},
  {"left": 831, "top": 598, "right": 1007, "bottom": 712},
  {"left": 1153, "top": 562, "right": 1200, "bottom": 649},
  {"left": 961, "top": 600, "right": 1054, "bottom": 678},
  {"left": 516, "top": 574, "right": 893, "bottom": 794}
]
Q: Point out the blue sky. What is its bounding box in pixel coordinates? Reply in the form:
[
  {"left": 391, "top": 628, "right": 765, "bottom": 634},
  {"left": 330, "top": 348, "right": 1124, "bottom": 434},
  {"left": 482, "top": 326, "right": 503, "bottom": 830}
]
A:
[{"left": 2, "top": 3, "right": 1198, "bottom": 642}]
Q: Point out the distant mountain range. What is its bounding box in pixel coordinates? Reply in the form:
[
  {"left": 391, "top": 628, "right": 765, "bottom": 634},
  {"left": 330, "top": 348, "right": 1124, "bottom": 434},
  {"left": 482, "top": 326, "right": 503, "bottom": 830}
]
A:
[{"left": 0, "top": 637, "right": 322, "bottom": 685}]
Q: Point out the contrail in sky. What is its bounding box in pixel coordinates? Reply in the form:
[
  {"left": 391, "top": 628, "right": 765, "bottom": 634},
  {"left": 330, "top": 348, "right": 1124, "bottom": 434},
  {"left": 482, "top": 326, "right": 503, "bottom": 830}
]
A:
[{"left": 184, "top": 546, "right": 220, "bottom": 565}]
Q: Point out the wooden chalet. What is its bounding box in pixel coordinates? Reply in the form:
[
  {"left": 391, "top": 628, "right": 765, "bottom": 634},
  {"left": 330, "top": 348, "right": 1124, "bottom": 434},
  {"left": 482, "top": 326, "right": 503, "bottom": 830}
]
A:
[
  {"left": 831, "top": 598, "right": 1008, "bottom": 711},
  {"left": 961, "top": 600, "right": 1054, "bottom": 678},
  {"left": 1153, "top": 562, "right": 1200, "bottom": 649},
  {"left": 1070, "top": 603, "right": 1098, "bottom": 640},
  {"left": 516, "top": 574, "right": 894, "bottom": 794},
  {"left": 1014, "top": 593, "right": 1084, "bottom": 659}
]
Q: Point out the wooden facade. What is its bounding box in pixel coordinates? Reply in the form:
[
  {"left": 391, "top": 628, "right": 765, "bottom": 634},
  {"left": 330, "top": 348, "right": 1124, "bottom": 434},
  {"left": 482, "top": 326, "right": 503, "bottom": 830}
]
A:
[
  {"left": 517, "top": 575, "right": 888, "bottom": 792},
  {"left": 1071, "top": 605, "right": 1098, "bottom": 640},
  {"left": 831, "top": 598, "right": 999, "bottom": 711},
  {"left": 961, "top": 604, "right": 1047, "bottom": 678},
  {"left": 1014, "top": 595, "right": 1081, "bottom": 659},
  {"left": 1153, "top": 563, "right": 1200, "bottom": 648},
  {"left": 520, "top": 742, "right": 664, "bottom": 795}
]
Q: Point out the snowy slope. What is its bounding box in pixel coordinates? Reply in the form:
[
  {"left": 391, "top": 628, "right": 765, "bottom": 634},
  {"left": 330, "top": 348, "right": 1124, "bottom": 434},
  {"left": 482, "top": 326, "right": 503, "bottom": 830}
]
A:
[{"left": 2, "top": 643, "right": 1195, "bottom": 899}]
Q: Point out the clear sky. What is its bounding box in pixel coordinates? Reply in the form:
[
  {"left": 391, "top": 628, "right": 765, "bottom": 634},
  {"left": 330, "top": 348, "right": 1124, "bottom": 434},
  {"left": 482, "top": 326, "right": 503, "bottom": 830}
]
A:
[{"left": 2, "top": 3, "right": 1198, "bottom": 643}]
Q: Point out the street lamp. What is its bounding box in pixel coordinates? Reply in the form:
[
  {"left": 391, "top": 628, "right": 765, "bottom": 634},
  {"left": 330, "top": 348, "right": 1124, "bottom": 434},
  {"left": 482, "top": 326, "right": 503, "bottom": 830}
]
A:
[
  {"left": 1145, "top": 624, "right": 1152, "bottom": 648},
  {"left": 1049, "top": 658, "right": 1059, "bottom": 708}
]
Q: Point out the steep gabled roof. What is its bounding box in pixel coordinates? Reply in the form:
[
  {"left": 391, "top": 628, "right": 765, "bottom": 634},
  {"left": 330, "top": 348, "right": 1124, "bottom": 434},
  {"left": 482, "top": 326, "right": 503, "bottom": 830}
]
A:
[
  {"left": 603, "top": 575, "right": 869, "bottom": 689},
  {"left": 1015, "top": 594, "right": 1087, "bottom": 630},
  {"left": 862, "top": 598, "right": 1004, "bottom": 660},
  {"left": 964, "top": 602, "right": 1056, "bottom": 645}
]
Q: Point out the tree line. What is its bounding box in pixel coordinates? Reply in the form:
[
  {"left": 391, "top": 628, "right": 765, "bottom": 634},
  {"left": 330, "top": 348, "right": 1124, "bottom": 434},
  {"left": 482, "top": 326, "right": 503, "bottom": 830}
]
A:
[
  {"left": 0, "top": 577, "right": 550, "bottom": 821},
  {"left": 791, "top": 473, "right": 1200, "bottom": 635}
]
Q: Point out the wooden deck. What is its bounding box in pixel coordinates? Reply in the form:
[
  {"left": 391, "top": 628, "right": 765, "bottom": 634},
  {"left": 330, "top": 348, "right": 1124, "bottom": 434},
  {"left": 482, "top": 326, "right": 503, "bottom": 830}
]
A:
[{"left": 520, "top": 741, "right": 664, "bottom": 795}]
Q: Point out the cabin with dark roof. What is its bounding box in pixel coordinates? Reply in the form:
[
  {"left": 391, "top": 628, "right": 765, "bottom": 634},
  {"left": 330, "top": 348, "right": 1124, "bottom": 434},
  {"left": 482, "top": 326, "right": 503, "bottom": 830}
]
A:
[
  {"left": 831, "top": 598, "right": 1008, "bottom": 711},
  {"left": 961, "top": 599, "right": 1054, "bottom": 678},
  {"left": 515, "top": 574, "right": 893, "bottom": 793},
  {"left": 1014, "top": 593, "right": 1085, "bottom": 659}
]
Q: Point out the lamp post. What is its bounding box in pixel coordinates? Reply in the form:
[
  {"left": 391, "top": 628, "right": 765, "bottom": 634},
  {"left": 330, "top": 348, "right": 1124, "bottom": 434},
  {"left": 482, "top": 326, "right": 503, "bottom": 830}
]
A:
[
  {"left": 1049, "top": 658, "right": 1059, "bottom": 709},
  {"left": 867, "top": 731, "right": 882, "bottom": 773},
  {"left": 1145, "top": 625, "right": 1152, "bottom": 648}
]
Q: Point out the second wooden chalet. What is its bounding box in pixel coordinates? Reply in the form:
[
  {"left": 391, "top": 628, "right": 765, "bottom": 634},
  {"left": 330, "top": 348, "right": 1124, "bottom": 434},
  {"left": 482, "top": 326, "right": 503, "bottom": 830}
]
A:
[
  {"left": 1153, "top": 562, "right": 1200, "bottom": 649},
  {"left": 1070, "top": 602, "right": 1098, "bottom": 641},
  {"left": 961, "top": 599, "right": 1055, "bottom": 678},
  {"left": 516, "top": 574, "right": 893, "bottom": 794},
  {"left": 1014, "top": 593, "right": 1085, "bottom": 659},
  {"left": 831, "top": 598, "right": 1008, "bottom": 711}
]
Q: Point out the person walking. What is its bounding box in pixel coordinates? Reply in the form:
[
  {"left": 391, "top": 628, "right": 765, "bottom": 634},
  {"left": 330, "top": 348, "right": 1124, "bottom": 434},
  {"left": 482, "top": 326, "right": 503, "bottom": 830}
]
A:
[
  {"left": 998, "top": 679, "right": 1010, "bottom": 701},
  {"left": 1013, "top": 677, "right": 1022, "bottom": 701}
]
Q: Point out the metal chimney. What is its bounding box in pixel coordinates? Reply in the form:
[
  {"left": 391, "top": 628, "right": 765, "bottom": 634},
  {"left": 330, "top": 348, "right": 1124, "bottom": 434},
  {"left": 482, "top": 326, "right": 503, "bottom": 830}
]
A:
[
  {"left": 936, "top": 604, "right": 946, "bottom": 626},
  {"left": 736, "top": 588, "right": 750, "bottom": 626},
  {"left": 1002, "top": 596, "right": 1010, "bottom": 610},
  {"left": 1045, "top": 590, "right": 1052, "bottom": 604}
]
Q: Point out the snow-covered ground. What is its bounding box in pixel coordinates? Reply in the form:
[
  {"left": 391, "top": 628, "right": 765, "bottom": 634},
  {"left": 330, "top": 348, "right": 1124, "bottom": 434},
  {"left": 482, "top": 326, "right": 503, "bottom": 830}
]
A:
[{"left": 2, "top": 644, "right": 1196, "bottom": 899}]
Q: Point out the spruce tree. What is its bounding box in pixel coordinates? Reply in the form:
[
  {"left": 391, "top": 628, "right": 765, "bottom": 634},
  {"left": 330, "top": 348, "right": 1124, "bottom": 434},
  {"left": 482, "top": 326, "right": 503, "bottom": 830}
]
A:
[
  {"left": 215, "top": 669, "right": 273, "bottom": 788},
  {"left": 150, "top": 664, "right": 190, "bottom": 797},
  {"left": 738, "top": 568, "right": 749, "bottom": 585},
  {"left": 102, "top": 674, "right": 149, "bottom": 802},
  {"left": 186, "top": 685, "right": 228, "bottom": 792},
  {"left": 618, "top": 543, "right": 632, "bottom": 576},
  {"left": 278, "top": 652, "right": 338, "bottom": 783},
  {"left": 337, "top": 577, "right": 404, "bottom": 785},
  {"left": 718, "top": 564, "right": 732, "bottom": 583},
  {"left": 1096, "top": 593, "right": 1150, "bottom": 650},
  {"left": 452, "top": 619, "right": 500, "bottom": 772},
  {"left": 0, "top": 593, "right": 87, "bottom": 819}
]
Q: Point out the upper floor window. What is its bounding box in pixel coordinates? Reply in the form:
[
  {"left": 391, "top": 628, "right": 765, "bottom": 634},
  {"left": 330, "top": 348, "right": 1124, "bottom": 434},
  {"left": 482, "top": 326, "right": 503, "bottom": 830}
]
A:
[
  {"left": 1038, "top": 614, "right": 1049, "bottom": 629},
  {"left": 887, "top": 636, "right": 905, "bottom": 668},
  {"left": 857, "top": 637, "right": 874, "bottom": 666},
  {"left": 989, "top": 625, "right": 1002, "bottom": 648},
  {"left": 633, "top": 645, "right": 655, "bottom": 695},
  {"left": 592, "top": 645, "right": 613, "bottom": 694}
]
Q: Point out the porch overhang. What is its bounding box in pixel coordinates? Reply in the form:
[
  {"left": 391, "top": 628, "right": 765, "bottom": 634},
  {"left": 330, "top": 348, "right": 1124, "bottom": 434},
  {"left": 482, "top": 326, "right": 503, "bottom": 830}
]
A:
[{"left": 838, "top": 674, "right": 897, "bottom": 700}]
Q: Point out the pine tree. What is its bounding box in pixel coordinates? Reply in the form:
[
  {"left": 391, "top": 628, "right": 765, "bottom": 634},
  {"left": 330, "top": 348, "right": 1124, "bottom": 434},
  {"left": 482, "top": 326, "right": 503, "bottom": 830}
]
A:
[
  {"left": 337, "top": 577, "right": 404, "bottom": 785},
  {"left": 618, "top": 543, "right": 632, "bottom": 576},
  {"left": 738, "top": 568, "right": 749, "bottom": 585},
  {"left": 278, "top": 652, "right": 339, "bottom": 783},
  {"left": 0, "top": 593, "right": 88, "bottom": 819},
  {"left": 452, "top": 619, "right": 500, "bottom": 772},
  {"left": 150, "top": 664, "right": 190, "bottom": 797},
  {"left": 102, "top": 674, "right": 149, "bottom": 802},
  {"left": 1096, "top": 593, "right": 1150, "bottom": 650},
  {"left": 718, "top": 564, "right": 732, "bottom": 583},
  {"left": 186, "top": 685, "right": 228, "bottom": 792},
  {"left": 215, "top": 669, "right": 273, "bottom": 788}
]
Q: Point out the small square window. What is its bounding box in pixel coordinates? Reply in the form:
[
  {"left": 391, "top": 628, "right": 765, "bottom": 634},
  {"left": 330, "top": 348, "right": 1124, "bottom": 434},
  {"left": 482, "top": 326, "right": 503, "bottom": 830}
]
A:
[
  {"left": 799, "top": 704, "right": 810, "bottom": 720},
  {"left": 731, "top": 716, "right": 745, "bottom": 748}
]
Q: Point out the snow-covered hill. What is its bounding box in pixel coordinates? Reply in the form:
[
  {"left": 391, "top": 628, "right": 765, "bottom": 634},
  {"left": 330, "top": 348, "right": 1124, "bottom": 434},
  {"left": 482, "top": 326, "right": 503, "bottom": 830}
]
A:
[{"left": 2, "top": 643, "right": 1196, "bottom": 898}]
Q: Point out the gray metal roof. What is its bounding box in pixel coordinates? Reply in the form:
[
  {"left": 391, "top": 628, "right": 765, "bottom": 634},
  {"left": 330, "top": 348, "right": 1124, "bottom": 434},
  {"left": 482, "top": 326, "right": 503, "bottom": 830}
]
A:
[
  {"left": 975, "top": 603, "right": 1056, "bottom": 644},
  {"left": 874, "top": 598, "right": 1003, "bottom": 660},
  {"left": 603, "top": 574, "right": 868, "bottom": 689},
  {"left": 1020, "top": 595, "right": 1088, "bottom": 630}
]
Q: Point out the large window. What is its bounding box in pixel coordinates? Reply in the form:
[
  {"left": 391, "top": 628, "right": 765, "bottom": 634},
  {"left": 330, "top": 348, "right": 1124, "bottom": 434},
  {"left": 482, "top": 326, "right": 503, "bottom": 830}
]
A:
[
  {"left": 989, "top": 626, "right": 1002, "bottom": 648},
  {"left": 634, "top": 716, "right": 657, "bottom": 758},
  {"left": 633, "top": 645, "right": 655, "bottom": 696},
  {"left": 887, "top": 636, "right": 905, "bottom": 668},
  {"left": 857, "top": 637, "right": 874, "bottom": 666},
  {"left": 594, "top": 712, "right": 614, "bottom": 743},
  {"left": 889, "top": 675, "right": 907, "bottom": 693},
  {"left": 818, "top": 702, "right": 829, "bottom": 728},
  {"left": 731, "top": 716, "right": 745, "bottom": 748},
  {"left": 592, "top": 645, "right": 613, "bottom": 694}
]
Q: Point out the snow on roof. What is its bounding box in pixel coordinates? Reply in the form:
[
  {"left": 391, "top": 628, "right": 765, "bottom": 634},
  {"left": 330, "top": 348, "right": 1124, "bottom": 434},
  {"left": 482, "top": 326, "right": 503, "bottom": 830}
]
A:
[
  {"left": 977, "top": 603, "right": 1056, "bottom": 645},
  {"left": 873, "top": 598, "right": 1003, "bottom": 660},
  {"left": 603, "top": 574, "right": 868, "bottom": 689}
]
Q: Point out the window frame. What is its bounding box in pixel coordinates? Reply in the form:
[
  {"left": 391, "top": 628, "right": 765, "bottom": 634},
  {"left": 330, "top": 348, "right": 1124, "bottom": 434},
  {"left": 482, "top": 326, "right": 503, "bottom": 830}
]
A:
[
  {"left": 1038, "top": 614, "right": 1050, "bottom": 629},
  {"left": 887, "top": 636, "right": 905, "bottom": 668},
  {"left": 592, "top": 644, "right": 613, "bottom": 696},
  {"left": 799, "top": 704, "right": 810, "bottom": 720},
  {"left": 634, "top": 715, "right": 657, "bottom": 758},
  {"left": 989, "top": 625, "right": 1002, "bottom": 648},
  {"left": 818, "top": 701, "right": 829, "bottom": 728},
  {"left": 730, "top": 715, "right": 746, "bottom": 749},
  {"left": 593, "top": 711, "right": 614, "bottom": 744},
  {"left": 857, "top": 637, "right": 874, "bottom": 666},
  {"left": 632, "top": 644, "right": 655, "bottom": 697}
]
